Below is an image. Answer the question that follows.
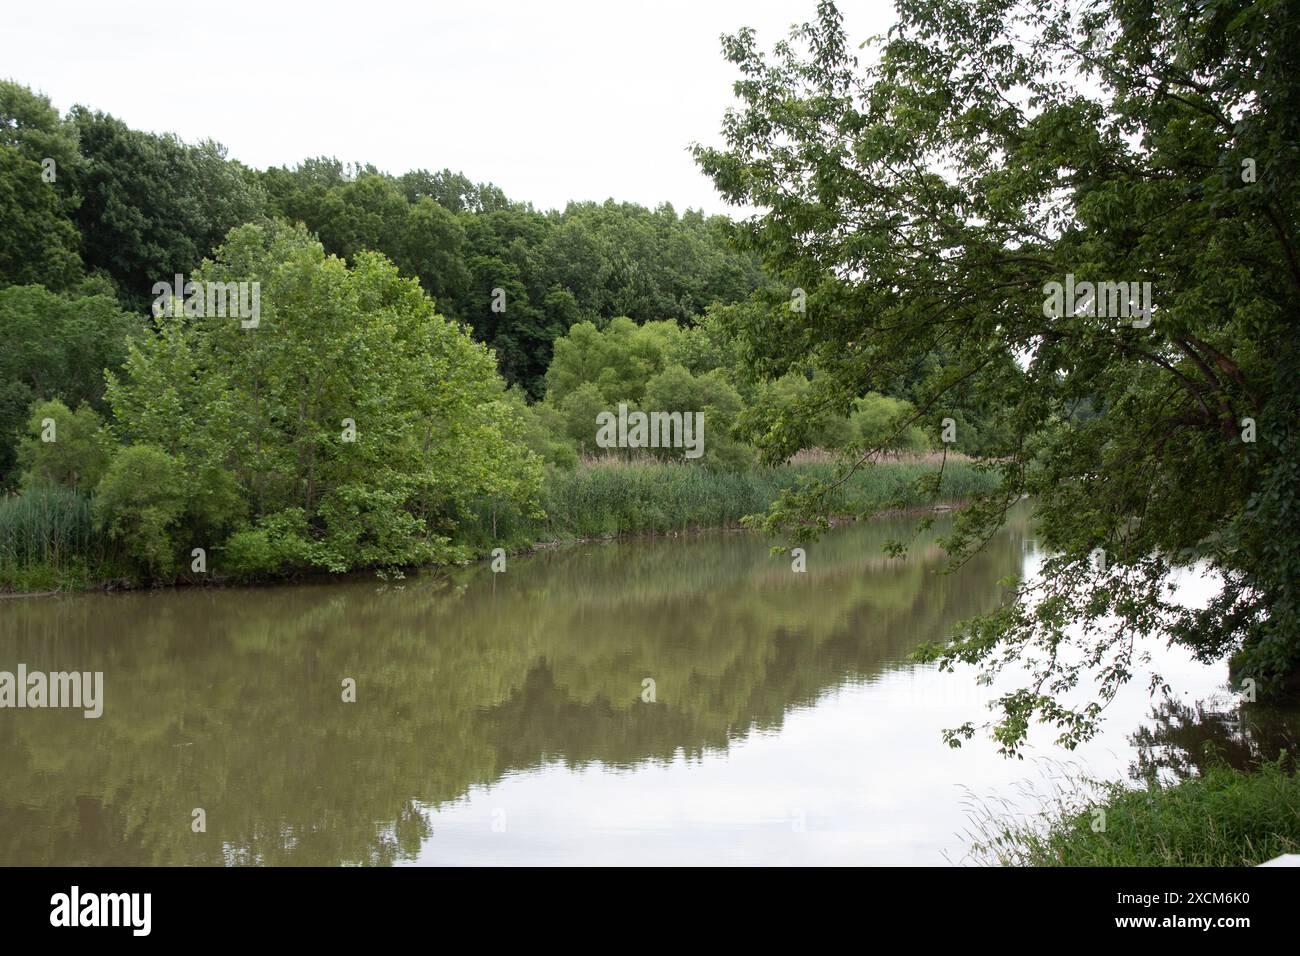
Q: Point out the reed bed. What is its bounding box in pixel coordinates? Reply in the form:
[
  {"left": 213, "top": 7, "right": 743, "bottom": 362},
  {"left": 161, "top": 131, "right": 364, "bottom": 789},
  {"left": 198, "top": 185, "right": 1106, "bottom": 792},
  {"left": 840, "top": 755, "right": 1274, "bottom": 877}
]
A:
[
  {"left": 0, "top": 485, "right": 116, "bottom": 591},
  {"left": 461, "top": 456, "right": 999, "bottom": 546}
]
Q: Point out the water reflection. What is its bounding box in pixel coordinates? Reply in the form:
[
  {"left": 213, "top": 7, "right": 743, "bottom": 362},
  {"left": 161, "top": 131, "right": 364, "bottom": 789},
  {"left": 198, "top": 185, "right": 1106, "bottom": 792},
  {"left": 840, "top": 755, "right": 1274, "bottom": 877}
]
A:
[
  {"left": 0, "top": 510, "right": 1272, "bottom": 865},
  {"left": 1129, "top": 697, "right": 1300, "bottom": 781}
]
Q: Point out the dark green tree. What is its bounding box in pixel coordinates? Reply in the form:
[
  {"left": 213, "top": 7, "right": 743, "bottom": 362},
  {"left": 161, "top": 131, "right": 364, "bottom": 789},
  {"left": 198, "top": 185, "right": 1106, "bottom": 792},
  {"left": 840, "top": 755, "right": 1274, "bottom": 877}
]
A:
[
  {"left": 0, "top": 283, "right": 139, "bottom": 486},
  {"left": 694, "top": 0, "right": 1300, "bottom": 751},
  {"left": 0, "top": 148, "right": 82, "bottom": 290},
  {"left": 68, "top": 108, "right": 265, "bottom": 308}
]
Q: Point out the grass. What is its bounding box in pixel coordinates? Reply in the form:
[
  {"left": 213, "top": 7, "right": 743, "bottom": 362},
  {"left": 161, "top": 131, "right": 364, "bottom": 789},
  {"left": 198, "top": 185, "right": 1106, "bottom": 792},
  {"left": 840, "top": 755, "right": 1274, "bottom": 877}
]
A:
[
  {"left": 965, "top": 761, "right": 1300, "bottom": 867},
  {"left": 0, "top": 484, "right": 123, "bottom": 592},
  {"left": 459, "top": 454, "right": 1000, "bottom": 548},
  {"left": 0, "top": 484, "right": 97, "bottom": 564}
]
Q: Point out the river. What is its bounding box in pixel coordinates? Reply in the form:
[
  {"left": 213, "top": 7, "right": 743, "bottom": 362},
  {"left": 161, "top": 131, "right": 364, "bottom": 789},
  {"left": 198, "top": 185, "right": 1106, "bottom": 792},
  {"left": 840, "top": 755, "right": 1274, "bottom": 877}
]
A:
[{"left": 0, "top": 509, "right": 1250, "bottom": 865}]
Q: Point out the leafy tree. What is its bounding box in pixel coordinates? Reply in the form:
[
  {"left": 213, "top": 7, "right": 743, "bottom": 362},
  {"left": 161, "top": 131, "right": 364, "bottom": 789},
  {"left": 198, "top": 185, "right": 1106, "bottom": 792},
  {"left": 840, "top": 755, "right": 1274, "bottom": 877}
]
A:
[
  {"left": 68, "top": 108, "right": 265, "bottom": 308},
  {"left": 0, "top": 81, "right": 80, "bottom": 182},
  {"left": 0, "top": 283, "right": 138, "bottom": 485},
  {"left": 392, "top": 197, "right": 470, "bottom": 314},
  {"left": 556, "top": 382, "right": 613, "bottom": 455},
  {"left": 737, "top": 371, "right": 856, "bottom": 458},
  {"left": 93, "top": 444, "right": 191, "bottom": 575},
  {"left": 849, "top": 394, "right": 929, "bottom": 454},
  {"left": 545, "top": 317, "right": 681, "bottom": 405},
  {"left": 0, "top": 148, "right": 82, "bottom": 289},
  {"left": 15, "top": 399, "right": 109, "bottom": 491},
  {"left": 537, "top": 201, "right": 763, "bottom": 323},
  {"left": 642, "top": 364, "right": 750, "bottom": 469},
  {"left": 105, "top": 221, "right": 541, "bottom": 577},
  {"left": 0, "top": 82, "right": 82, "bottom": 281},
  {"left": 396, "top": 167, "right": 512, "bottom": 213},
  {"left": 665, "top": 308, "right": 743, "bottom": 379},
  {"left": 261, "top": 159, "right": 763, "bottom": 395},
  {"left": 694, "top": 0, "right": 1300, "bottom": 750},
  {"left": 503, "top": 387, "right": 578, "bottom": 469}
]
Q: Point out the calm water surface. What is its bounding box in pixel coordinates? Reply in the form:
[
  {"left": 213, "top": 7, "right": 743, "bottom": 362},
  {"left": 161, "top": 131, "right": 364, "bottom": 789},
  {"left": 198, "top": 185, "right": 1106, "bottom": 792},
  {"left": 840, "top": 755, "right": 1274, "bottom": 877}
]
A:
[{"left": 0, "top": 511, "right": 1238, "bottom": 865}]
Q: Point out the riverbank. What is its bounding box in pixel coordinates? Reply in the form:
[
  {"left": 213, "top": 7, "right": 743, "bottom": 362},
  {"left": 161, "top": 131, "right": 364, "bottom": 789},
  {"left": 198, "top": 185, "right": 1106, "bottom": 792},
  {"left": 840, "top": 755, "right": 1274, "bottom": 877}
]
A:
[
  {"left": 968, "top": 762, "right": 1300, "bottom": 867},
  {"left": 0, "top": 456, "right": 999, "bottom": 595},
  {"left": 461, "top": 455, "right": 998, "bottom": 549}
]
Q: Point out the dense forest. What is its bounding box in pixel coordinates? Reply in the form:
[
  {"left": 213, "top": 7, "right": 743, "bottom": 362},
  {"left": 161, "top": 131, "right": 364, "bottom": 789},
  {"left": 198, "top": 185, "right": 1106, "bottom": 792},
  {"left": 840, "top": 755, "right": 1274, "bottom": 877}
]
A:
[
  {"left": 0, "top": 78, "right": 764, "bottom": 404},
  {"left": 1, "top": 77, "right": 996, "bottom": 591}
]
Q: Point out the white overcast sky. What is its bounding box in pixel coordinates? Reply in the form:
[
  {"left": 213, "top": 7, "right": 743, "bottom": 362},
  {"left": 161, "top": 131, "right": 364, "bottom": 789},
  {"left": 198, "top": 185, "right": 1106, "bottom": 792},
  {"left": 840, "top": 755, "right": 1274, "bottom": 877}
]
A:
[{"left": 3, "top": 0, "right": 897, "bottom": 215}]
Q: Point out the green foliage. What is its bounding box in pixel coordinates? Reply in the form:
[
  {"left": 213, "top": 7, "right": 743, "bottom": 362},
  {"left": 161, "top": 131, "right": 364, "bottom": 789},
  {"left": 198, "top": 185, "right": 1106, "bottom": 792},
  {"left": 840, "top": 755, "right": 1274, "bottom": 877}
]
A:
[
  {"left": 503, "top": 387, "right": 578, "bottom": 469},
  {"left": 0, "top": 81, "right": 84, "bottom": 289},
  {"left": 221, "top": 510, "right": 315, "bottom": 582},
  {"left": 850, "top": 393, "right": 929, "bottom": 454},
  {"left": 68, "top": 107, "right": 266, "bottom": 309},
  {"left": 0, "top": 147, "right": 82, "bottom": 290},
  {"left": 555, "top": 382, "right": 613, "bottom": 454},
  {"left": 0, "top": 74, "right": 1007, "bottom": 593},
  {"left": 972, "top": 762, "right": 1300, "bottom": 867},
  {"left": 0, "top": 283, "right": 138, "bottom": 486},
  {"left": 16, "top": 399, "right": 108, "bottom": 491},
  {"left": 263, "top": 157, "right": 763, "bottom": 396},
  {"left": 395, "top": 166, "right": 512, "bottom": 213},
  {"left": 92, "top": 445, "right": 191, "bottom": 575},
  {"left": 642, "top": 364, "right": 749, "bottom": 468},
  {"left": 738, "top": 371, "right": 862, "bottom": 460},
  {"left": 694, "top": 0, "right": 1300, "bottom": 749},
  {"left": 104, "top": 221, "right": 541, "bottom": 578},
  {"left": 0, "top": 81, "right": 80, "bottom": 178}
]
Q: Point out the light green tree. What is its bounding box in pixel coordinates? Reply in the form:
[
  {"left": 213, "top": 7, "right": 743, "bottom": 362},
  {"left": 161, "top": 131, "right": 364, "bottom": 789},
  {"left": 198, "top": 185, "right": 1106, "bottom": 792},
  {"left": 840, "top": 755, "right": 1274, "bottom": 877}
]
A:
[
  {"left": 106, "top": 221, "right": 541, "bottom": 578},
  {"left": 15, "top": 399, "right": 109, "bottom": 491}
]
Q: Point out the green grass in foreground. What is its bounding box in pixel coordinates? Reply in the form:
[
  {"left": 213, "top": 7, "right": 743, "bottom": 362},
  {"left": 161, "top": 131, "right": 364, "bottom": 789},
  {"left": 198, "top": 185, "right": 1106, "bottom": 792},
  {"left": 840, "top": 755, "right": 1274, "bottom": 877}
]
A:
[{"left": 974, "top": 763, "right": 1300, "bottom": 867}]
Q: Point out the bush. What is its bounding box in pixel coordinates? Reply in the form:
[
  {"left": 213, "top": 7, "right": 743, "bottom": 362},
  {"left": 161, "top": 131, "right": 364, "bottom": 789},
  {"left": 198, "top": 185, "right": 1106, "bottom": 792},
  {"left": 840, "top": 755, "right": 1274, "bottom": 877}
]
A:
[
  {"left": 849, "top": 392, "right": 929, "bottom": 453},
  {"left": 221, "top": 510, "right": 315, "bottom": 581},
  {"left": 93, "top": 445, "right": 190, "bottom": 575}
]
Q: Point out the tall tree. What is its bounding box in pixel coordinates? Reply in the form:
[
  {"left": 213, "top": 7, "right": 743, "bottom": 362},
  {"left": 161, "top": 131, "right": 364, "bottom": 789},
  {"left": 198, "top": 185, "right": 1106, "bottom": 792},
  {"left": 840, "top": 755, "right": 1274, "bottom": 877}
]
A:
[
  {"left": 0, "top": 148, "right": 82, "bottom": 290},
  {"left": 68, "top": 108, "right": 265, "bottom": 308},
  {"left": 694, "top": 0, "right": 1300, "bottom": 751},
  {"left": 0, "top": 283, "right": 138, "bottom": 486}
]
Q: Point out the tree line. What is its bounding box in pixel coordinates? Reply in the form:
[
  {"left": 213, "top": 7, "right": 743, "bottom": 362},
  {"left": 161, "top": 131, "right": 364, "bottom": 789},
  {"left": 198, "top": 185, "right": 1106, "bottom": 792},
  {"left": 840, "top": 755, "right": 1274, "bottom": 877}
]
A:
[
  {"left": 1, "top": 77, "right": 765, "bottom": 482},
  {"left": 2, "top": 76, "right": 997, "bottom": 589}
]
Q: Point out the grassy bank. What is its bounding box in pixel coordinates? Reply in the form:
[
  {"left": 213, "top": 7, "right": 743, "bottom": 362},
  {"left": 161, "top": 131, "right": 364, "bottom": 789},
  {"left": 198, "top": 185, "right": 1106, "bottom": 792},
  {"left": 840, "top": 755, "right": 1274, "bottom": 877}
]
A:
[
  {"left": 2, "top": 456, "right": 997, "bottom": 593},
  {"left": 460, "top": 455, "right": 999, "bottom": 549},
  {"left": 0, "top": 485, "right": 126, "bottom": 593},
  {"left": 971, "top": 763, "right": 1300, "bottom": 867}
]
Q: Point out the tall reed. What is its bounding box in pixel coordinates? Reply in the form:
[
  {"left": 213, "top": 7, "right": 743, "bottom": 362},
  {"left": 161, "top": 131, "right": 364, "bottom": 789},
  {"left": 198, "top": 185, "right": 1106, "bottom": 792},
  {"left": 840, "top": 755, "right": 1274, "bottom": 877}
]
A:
[
  {"left": 0, "top": 484, "right": 105, "bottom": 571},
  {"left": 461, "top": 457, "right": 1000, "bottom": 545}
]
